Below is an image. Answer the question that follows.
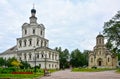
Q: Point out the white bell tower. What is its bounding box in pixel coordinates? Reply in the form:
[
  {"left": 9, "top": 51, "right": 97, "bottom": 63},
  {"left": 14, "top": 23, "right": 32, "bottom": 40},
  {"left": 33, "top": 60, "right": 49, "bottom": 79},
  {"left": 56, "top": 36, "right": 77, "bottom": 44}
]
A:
[{"left": 17, "top": 6, "right": 49, "bottom": 51}]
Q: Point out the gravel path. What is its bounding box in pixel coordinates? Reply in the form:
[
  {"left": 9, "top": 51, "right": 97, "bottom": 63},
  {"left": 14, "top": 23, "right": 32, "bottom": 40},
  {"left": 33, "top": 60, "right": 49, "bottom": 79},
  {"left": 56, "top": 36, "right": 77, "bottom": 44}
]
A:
[{"left": 40, "top": 69, "right": 120, "bottom": 79}]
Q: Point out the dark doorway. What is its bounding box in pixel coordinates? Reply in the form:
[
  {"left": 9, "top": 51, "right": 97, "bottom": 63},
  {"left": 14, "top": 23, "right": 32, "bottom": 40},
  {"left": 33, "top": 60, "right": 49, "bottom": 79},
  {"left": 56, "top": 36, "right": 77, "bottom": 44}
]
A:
[
  {"left": 97, "top": 58, "right": 102, "bottom": 66},
  {"left": 98, "top": 61, "right": 101, "bottom": 66}
]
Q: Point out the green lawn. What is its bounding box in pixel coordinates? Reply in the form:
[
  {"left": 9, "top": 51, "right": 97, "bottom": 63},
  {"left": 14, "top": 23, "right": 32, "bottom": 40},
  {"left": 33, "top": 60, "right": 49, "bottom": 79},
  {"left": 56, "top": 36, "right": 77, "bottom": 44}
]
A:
[
  {"left": 0, "top": 68, "right": 44, "bottom": 78},
  {"left": 0, "top": 73, "right": 43, "bottom": 79},
  {"left": 72, "top": 68, "right": 116, "bottom": 72},
  {"left": 49, "top": 69, "right": 59, "bottom": 73},
  {"left": 0, "top": 69, "right": 58, "bottom": 79},
  {"left": 116, "top": 68, "right": 120, "bottom": 73}
]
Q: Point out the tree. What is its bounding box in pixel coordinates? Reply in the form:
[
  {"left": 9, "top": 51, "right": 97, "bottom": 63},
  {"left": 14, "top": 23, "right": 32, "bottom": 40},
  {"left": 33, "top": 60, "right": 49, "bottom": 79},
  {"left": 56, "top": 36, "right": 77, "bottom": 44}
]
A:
[
  {"left": 55, "top": 47, "right": 63, "bottom": 69},
  {"left": 55, "top": 47, "right": 70, "bottom": 69},
  {"left": 82, "top": 50, "right": 89, "bottom": 66},
  {"left": 11, "top": 60, "right": 22, "bottom": 67},
  {"left": 62, "top": 49, "right": 70, "bottom": 68},
  {"left": 0, "top": 57, "right": 5, "bottom": 66},
  {"left": 115, "top": 48, "right": 120, "bottom": 61},
  {"left": 103, "top": 11, "right": 120, "bottom": 53},
  {"left": 103, "top": 11, "right": 120, "bottom": 60},
  {"left": 70, "top": 49, "right": 83, "bottom": 67},
  {"left": 6, "top": 57, "right": 17, "bottom": 67},
  {"left": 20, "top": 61, "right": 31, "bottom": 69}
]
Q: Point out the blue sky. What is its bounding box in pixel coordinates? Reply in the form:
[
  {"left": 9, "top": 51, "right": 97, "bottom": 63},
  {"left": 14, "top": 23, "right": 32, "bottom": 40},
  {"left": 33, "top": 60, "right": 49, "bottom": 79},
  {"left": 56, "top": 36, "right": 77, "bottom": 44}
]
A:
[{"left": 0, "top": 0, "right": 120, "bottom": 53}]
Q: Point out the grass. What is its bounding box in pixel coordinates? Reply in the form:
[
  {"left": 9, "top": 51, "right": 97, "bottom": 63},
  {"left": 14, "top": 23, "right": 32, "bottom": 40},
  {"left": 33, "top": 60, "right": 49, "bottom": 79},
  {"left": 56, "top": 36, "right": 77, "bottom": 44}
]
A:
[
  {"left": 116, "top": 68, "right": 120, "bottom": 73},
  {"left": 0, "top": 68, "right": 44, "bottom": 79},
  {"left": 0, "top": 73, "right": 44, "bottom": 79},
  {"left": 0, "top": 69, "right": 58, "bottom": 79},
  {"left": 49, "top": 69, "right": 59, "bottom": 73},
  {"left": 72, "top": 68, "right": 116, "bottom": 72}
]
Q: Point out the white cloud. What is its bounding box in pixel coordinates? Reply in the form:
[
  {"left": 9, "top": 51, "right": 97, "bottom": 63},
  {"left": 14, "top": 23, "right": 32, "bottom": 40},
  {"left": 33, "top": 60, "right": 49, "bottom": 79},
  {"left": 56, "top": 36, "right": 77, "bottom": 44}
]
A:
[{"left": 0, "top": 0, "right": 120, "bottom": 53}]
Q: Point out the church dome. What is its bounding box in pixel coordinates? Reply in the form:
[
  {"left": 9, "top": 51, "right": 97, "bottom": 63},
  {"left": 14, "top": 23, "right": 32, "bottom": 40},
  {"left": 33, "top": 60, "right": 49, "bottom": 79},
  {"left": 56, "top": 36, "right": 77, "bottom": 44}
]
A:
[
  {"left": 97, "top": 34, "right": 104, "bottom": 38},
  {"left": 31, "top": 9, "right": 36, "bottom": 14}
]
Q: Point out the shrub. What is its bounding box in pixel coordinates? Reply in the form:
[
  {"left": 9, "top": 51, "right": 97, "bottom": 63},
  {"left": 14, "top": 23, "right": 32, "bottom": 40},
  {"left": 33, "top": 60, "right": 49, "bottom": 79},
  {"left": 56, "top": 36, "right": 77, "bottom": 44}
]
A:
[
  {"left": 116, "top": 68, "right": 120, "bottom": 73},
  {"left": 35, "top": 66, "right": 40, "bottom": 69},
  {"left": 0, "top": 68, "right": 3, "bottom": 73},
  {"left": 92, "top": 66, "right": 97, "bottom": 69},
  {"left": 1, "top": 67, "right": 17, "bottom": 74}
]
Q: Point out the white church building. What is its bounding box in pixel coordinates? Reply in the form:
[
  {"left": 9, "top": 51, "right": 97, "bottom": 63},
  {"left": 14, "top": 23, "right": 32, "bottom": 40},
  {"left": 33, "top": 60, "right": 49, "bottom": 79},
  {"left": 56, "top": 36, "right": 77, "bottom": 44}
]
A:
[{"left": 0, "top": 7, "right": 59, "bottom": 69}]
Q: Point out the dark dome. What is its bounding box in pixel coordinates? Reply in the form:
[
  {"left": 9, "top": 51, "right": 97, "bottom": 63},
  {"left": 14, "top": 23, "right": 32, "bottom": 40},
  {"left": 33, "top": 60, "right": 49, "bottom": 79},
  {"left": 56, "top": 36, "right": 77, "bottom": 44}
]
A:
[
  {"left": 97, "top": 34, "right": 104, "bottom": 38},
  {"left": 31, "top": 9, "right": 36, "bottom": 14}
]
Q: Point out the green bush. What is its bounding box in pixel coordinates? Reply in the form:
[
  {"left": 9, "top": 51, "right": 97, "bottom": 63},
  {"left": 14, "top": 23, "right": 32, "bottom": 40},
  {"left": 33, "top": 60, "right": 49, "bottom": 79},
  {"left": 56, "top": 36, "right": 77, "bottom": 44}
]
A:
[
  {"left": 0, "top": 68, "right": 3, "bottom": 73},
  {"left": 116, "top": 68, "right": 120, "bottom": 73},
  {"left": 0, "top": 67, "right": 45, "bottom": 74},
  {"left": 8, "top": 67, "right": 17, "bottom": 71},
  {"left": 92, "top": 66, "right": 97, "bottom": 69},
  {"left": 1, "top": 67, "right": 17, "bottom": 74},
  {"left": 2, "top": 69, "right": 11, "bottom": 73}
]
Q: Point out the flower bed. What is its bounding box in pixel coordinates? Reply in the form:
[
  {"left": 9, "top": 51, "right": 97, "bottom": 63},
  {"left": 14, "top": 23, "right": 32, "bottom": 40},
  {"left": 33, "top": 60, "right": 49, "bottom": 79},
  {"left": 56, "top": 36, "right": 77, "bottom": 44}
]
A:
[{"left": 12, "top": 72, "right": 33, "bottom": 74}]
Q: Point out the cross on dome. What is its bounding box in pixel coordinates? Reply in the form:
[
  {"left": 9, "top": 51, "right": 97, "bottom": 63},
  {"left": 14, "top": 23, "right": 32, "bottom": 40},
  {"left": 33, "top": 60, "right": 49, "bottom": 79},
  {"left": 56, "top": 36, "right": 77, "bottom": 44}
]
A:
[{"left": 31, "top": 4, "right": 36, "bottom": 16}]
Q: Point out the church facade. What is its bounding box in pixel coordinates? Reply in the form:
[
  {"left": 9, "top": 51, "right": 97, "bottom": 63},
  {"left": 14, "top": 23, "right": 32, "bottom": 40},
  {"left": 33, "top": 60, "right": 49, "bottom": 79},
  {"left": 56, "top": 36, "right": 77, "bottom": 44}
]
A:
[
  {"left": 0, "top": 8, "right": 59, "bottom": 69},
  {"left": 88, "top": 34, "right": 118, "bottom": 68}
]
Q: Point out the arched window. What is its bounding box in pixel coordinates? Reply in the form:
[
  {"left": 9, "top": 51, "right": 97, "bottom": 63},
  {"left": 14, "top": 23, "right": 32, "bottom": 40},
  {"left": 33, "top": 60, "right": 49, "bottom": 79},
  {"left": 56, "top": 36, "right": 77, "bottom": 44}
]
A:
[
  {"left": 99, "top": 38, "right": 101, "bottom": 44},
  {"left": 29, "top": 39, "right": 32, "bottom": 46},
  {"left": 99, "top": 51, "right": 101, "bottom": 55},
  {"left": 108, "top": 57, "right": 110, "bottom": 62},
  {"left": 55, "top": 54, "right": 57, "bottom": 60},
  {"left": 36, "top": 39, "right": 39, "bottom": 46},
  {"left": 37, "top": 53, "right": 39, "bottom": 59},
  {"left": 52, "top": 54, "right": 54, "bottom": 60},
  {"left": 41, "top": 30, "right": 42, "bottom": 35},
  {"left": 19, "top": 40, "right": 22, "bottom": 47},
  {"left": 24, "top": 39, "right": 27, "bottom": 47},
  {"left": 29, "top": 53, "right": 31, "bottom": 59},
  {"left": 24, "top": 53, "right": 26, "bottom": 60},
  {"left": 91, "top": 58, "right": 93, "bottom": 63},
  {"left": 49, "top": 52, "right": 51, "bottom": 59},
  {"left": 41, "top": 40, "right": 43, "bottom": 47},
  {"left": 33, "top": 29, "right": 35, "bottom": 34},
  {"left": 25, "top": 29, "right": 27, "bottom": 35},
  {"left": 41, "top": 53, "right": 44, "bottom": 58},
  {"left": 97, "top": 39, "right": 99, "bottom": 44},
  {"left": 45, "top": 41, "right": 47, "bottom": 47}
]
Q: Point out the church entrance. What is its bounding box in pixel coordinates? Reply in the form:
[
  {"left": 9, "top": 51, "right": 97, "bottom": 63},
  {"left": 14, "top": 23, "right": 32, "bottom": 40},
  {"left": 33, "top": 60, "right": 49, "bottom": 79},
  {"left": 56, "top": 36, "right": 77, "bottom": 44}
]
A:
[
  {"left": 98, "top": 61, "right": 102, "bottom": 66},
  {"left": 97, "top": 58, "right": 102, "bottom": 66}
]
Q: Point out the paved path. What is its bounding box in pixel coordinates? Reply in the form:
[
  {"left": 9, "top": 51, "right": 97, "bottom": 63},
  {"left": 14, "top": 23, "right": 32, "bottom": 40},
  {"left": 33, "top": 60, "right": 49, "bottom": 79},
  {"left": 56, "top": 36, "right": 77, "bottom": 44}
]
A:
[{"left": 40, "top": 69, "right": 120, "bottom": 79}]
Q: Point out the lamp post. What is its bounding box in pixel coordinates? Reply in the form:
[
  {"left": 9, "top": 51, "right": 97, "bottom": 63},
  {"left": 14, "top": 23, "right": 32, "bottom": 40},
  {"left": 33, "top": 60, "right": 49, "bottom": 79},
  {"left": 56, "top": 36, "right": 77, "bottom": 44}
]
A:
[
  {"left": 44, "top": 54, "right": 47, "bottom": 76},
  {"left": 4, "top": 58, "right": 6, "bottom": 68},
  {"left": 45, "top": 54, "right": 47, "bottom": 70},
  {"left": 34, "top": 46, "right": 37, "bottom": 74}
]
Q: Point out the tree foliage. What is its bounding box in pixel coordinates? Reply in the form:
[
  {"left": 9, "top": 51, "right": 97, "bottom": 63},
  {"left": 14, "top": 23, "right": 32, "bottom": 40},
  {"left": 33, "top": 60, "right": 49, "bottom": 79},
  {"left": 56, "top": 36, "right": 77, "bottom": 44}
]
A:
[
  {"left": 82, "top": 50, "right": 89, "bottom": 66},
  {"left": 11, "top": 60, "right": 22, "bottom": 67},
  {"left": 55, "top": 47, "right": 70, "bottom": 69},
  {"left": 70, "top": 49, "right": 85, "bottom": 67},
  {"left": 6, "top": 57, "right": 17, "bottom": 67},
  {"left": 20, "top": 61, "right": 31, "bottom": 69},
  {"left": 103, "top": 11, "right": 120, "bottom": 53},
  {"left": 0, "top": 57, "right": 31, "bottom": 68},
  {"left": 0, "top": 57, "right": 5, "bottom": 66},
  {"left": 62, "top": 49, "right": 70, "bottom": 68},
  {"left": 55, "top": 47, "right": 89, "bottom": 69}
]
